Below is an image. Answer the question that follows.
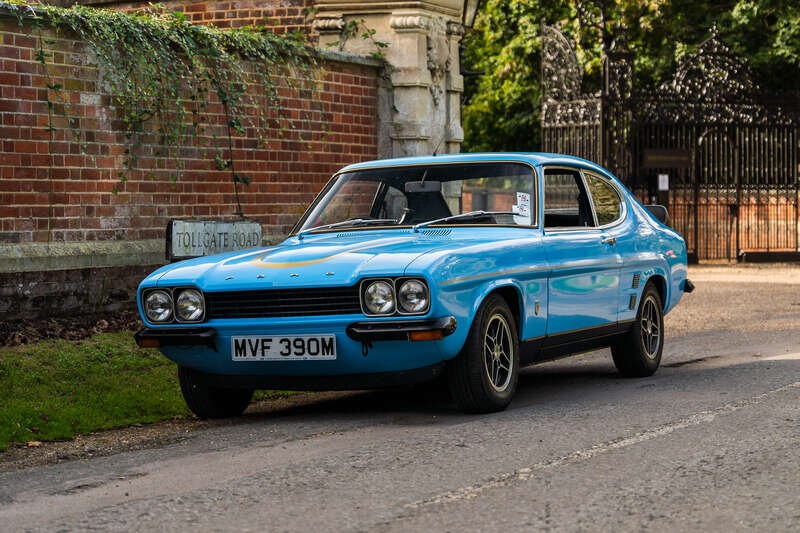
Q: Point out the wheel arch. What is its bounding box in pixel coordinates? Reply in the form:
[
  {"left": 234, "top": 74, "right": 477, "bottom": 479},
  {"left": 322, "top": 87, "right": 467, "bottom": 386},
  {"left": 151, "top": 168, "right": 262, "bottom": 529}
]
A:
[
  {"left": 492, "top": 286, "right": 522, "bottom": 331},
  {"left": 448, "top": 284, "right": 522, "bottom": 413},
  {"left": 468, "top": 283, "right": 523, "bottom": 339},
  {"left": 645, "top": 274, "right": 668, "bottom": 310}
]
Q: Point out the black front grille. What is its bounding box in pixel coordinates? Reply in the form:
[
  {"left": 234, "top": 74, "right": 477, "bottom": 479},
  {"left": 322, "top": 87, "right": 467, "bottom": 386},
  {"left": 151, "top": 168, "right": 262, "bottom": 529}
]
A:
[{"left": 205, "top": 286, "right": 361, "bottom": 319}]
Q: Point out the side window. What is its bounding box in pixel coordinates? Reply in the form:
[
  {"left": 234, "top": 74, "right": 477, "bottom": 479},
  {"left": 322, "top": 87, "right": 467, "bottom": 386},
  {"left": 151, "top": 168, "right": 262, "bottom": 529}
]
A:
[
  {"left": 543, "top": 169, "right": 593, "bottom": 228},
  {"left": 584, "top": 174, "right": 622, "bottom": 226}
]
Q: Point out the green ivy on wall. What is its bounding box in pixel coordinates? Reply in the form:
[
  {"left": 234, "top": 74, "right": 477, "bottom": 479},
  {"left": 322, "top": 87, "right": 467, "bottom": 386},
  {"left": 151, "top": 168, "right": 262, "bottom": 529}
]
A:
[{"left": 1, "top": 1, "right": 320, "bottom": 218}]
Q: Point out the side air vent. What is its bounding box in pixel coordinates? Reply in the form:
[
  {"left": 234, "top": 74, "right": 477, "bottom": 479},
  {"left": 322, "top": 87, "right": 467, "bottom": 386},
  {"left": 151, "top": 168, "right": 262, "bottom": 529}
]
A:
[
  {"left": 632, "top": 273, "right": 641, "bottom": 289},
  {"left": 629, "top": 295, "right": 637, "bottom": 310}
]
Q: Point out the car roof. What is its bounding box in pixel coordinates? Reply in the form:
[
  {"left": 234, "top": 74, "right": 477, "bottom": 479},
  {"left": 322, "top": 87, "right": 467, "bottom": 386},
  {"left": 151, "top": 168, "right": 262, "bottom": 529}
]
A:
[{"left": 338, "top": 153, "right": 610, "bottom": 175}]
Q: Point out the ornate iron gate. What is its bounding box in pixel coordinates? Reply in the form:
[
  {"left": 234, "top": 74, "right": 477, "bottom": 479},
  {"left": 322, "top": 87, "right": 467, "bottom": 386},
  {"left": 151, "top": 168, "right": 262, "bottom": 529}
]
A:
[{"left": 542, "top": 25, "right": 800, "bottom": 261}]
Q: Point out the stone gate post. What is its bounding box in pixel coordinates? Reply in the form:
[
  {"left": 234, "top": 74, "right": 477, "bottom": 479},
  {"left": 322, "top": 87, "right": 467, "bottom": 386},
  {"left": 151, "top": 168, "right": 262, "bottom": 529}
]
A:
[{"left": 313, "top": 0, "right": 467, "bottom": 157}]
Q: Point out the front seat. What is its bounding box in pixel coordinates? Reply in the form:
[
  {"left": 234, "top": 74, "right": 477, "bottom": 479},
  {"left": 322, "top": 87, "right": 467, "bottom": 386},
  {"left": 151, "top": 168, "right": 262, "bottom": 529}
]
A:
[{"left": 404, "top": 191, "right": 452, "bottom": 224}]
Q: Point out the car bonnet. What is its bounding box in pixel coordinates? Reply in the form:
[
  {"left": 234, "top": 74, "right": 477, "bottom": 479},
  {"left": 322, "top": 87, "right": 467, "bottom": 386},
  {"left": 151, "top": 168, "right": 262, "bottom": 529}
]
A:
[{"left": 152, "top": 232, "right": 456, "bottom": 291}]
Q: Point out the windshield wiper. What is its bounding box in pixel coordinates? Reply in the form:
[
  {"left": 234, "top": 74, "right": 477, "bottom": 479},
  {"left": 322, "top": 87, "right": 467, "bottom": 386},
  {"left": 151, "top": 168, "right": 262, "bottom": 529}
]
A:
[
  {"left": 412, "top": 211, "right": 517, "bottom": 232},
  {"left": 296, "top": 218, "right": 397, "bottom": 240}
]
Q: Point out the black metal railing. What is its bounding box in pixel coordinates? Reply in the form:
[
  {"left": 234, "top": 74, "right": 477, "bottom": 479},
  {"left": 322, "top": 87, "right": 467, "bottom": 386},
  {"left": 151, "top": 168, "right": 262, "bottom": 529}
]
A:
[{"left": 541, "top": 25, "right": 800, "bottom": 261}]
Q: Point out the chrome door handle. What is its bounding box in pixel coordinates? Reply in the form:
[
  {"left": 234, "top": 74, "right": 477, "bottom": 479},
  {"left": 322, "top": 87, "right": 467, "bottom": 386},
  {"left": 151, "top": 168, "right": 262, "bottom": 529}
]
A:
[{"left": 601, "top": 237, "right": 617, "bottom": 246}]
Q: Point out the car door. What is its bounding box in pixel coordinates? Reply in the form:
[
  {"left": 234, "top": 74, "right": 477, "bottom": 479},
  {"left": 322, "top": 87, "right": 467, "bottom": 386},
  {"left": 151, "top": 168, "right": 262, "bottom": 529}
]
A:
[
  {"left": 541, "top": 167, "right": 622, "bottom": 338},
  {"left": 581, "top": 170, "right": 632, "bottom": 323}
]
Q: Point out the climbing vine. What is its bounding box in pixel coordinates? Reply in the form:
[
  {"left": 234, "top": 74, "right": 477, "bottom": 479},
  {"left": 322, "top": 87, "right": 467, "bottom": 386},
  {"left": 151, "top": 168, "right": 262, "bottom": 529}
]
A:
[
  {"left": 326, "top": 17, "right": 389, "bottom": 61},
  {"left": 2, "top": 1, "right": 320, "bottom": 218},
  {"left": 32, "top": 27, "right": 59, "bottom": 242}
]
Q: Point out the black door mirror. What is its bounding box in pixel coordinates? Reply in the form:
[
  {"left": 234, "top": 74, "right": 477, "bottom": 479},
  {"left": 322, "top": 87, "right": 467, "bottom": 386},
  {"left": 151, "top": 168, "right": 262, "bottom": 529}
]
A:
[{"left": 645, "top": 205, "right": 670, "bottom": 225}]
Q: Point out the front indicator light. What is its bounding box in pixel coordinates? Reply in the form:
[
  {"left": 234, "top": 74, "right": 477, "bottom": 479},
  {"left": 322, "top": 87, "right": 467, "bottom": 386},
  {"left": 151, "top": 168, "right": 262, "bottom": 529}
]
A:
[
  {"left": 175, "top": 289, "right": 205, "bottom": 322},
  {"left": 137, "top": 337, "right": 161, "bottom": 348},
  {"left": 364, "top": 280, "right": 395, "bottom": 315},
  {"left": 409, "top": 330, "right": 443, "bottom": 341},
  {"left": 398, "top": 279, "right": 429, "bottom": 314},
  {"left": 144, "top": 290, "right": 173, "bottom": 323}
]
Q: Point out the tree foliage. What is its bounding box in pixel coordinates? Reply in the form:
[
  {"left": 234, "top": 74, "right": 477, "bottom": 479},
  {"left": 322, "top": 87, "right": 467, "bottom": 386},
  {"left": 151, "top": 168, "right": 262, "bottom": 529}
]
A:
[{"left": 462, "top": 0, "right": 800, "bottom": 152}]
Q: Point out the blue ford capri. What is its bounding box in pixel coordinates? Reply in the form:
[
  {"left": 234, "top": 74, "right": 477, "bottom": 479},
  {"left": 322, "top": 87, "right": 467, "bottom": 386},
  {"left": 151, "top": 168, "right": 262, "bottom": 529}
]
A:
[{"left": 135, "top": 153, "right": 693, "bottom": 417}]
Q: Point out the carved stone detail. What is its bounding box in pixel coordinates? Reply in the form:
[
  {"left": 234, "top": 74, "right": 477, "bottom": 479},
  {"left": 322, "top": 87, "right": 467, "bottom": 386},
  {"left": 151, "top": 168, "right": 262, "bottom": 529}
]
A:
[
  {"left": 446, "top": 20, "right": 465, "bottom": 36},
  {"left": 426, "top": 17, "right": 450, "bottom": 106},
  {"left": 312, "top": 16, "right": 346, "bottom": 34},
  {"left": 390, "top": 15, "right": 429, "bottom": 32}
]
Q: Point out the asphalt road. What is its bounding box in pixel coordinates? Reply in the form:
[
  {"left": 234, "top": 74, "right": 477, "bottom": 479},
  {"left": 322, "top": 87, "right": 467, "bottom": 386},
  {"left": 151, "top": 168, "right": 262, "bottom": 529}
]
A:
[{"left": 1, "top": 265, "right": 799, "bottom": 532}]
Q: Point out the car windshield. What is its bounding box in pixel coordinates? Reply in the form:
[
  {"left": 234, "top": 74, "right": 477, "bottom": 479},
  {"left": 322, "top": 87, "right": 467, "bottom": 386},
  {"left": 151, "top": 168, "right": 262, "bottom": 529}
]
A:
[{"left": 296, "top": 162, "right": 535, "bottom": 234}]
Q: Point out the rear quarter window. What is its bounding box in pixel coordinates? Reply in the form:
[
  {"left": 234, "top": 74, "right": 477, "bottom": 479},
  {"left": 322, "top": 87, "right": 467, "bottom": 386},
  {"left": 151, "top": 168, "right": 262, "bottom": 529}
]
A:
[{"left": 585, "top": 173, "right": 623, "bottom": 226}]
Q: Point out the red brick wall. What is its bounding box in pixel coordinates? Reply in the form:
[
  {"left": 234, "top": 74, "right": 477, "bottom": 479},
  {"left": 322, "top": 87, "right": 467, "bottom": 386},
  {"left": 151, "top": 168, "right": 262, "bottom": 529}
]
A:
[
  {"left": 0, "top": 17, "right": 379, "bottom": 245},
  {"left": 80, "top": 0, "right": 315, "bottom": 35}
]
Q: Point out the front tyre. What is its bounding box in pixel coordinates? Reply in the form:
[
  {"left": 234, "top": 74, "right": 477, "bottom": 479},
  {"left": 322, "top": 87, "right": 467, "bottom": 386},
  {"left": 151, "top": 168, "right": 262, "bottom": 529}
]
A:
[
  {"left": 178, "top": 366, "right": 254, "bottom": 419},
  {"left": 612, "top": 282, "right": 664, "bottom": 377},
  {"left": 447, "top": 294, "right": 519, "bottom": 413}
]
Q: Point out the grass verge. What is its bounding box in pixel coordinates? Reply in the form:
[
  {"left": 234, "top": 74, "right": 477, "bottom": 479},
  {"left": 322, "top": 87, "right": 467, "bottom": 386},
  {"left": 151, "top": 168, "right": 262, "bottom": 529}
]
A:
[{"left": 0, "top": 332, "right": 189, "bottom": 451}]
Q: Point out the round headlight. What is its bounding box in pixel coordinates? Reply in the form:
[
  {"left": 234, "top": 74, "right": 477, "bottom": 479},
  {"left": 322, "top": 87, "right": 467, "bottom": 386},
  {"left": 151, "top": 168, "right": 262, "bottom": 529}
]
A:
[
  {"left": 363, "top": 280, "right": 395, "bottom": 315},
  {"left": 398, "top": 279, "right": 429, "bottom": 314},
  {"left": 175, "top": 289, "right": 204, "bottom": 322},
  {"left": 144, "top": 290, "right": 173, "bottom": 323}
]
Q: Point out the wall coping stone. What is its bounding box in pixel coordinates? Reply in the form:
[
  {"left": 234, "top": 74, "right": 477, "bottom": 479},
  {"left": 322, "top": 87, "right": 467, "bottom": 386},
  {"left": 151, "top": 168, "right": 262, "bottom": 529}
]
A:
[
  {"left": 0, "top": 234, "right": 293, "bottom": 274},
  {"left": 319, "top": 49, "right": 385, "bottom": 68},
  {"left": 0, "top": 240, "right": 165, "bottom": 274}
]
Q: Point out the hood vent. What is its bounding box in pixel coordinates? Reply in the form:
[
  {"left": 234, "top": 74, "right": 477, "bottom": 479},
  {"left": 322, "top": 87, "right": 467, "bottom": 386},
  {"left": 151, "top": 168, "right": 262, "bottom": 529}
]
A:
[
  {"left": 420, "top": 229, "right": 452, "bottom": 238},
  {"left": 333, "top": 230, "right": 413, "bottom": 238},
  {"left": 330, "top": 228, "right": 451, "bottom": 239},
  {"left": 335, "top": 232, "right": 370, "bottom": 239}
]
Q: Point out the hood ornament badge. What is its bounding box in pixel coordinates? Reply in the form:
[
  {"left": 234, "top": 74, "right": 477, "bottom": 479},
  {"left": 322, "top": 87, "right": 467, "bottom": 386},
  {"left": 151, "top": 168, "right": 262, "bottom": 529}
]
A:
[
  {"left": 290, "top": 273, "right": 300, "bottom": 277},
  {"left": 326, "top": 272, "right": 335, "bottom": 276}
]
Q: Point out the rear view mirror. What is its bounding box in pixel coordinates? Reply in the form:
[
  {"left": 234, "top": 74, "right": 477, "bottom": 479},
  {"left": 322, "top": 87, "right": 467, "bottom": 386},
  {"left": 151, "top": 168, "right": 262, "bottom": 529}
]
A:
[
  {"left": 405, "top": 180, "right": 441, "bottom": 193},
  {"left": 645, "top": 205, "right": 670, "bottom": 225}
]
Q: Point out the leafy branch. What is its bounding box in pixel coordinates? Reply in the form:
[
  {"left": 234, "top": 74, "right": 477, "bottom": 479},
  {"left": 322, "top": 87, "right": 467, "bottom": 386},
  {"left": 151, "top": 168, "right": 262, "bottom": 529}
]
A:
[{"left": 327, "top": 18, "right": 389, "bottom": 61}]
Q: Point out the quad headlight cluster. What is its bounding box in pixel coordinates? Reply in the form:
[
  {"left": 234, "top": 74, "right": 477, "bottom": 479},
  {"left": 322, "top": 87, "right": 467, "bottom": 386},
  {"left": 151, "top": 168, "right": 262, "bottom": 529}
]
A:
[
  {"left": 360, "top": 278, "right": 430, "bottom": 316},
  {"left": 143, "top": 288, "right": 205, "bottom": 324}
]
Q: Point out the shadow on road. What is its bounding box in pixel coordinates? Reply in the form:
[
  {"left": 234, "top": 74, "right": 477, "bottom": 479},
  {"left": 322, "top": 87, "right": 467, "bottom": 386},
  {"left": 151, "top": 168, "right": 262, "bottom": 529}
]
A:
[
  {"left": 239, "top": 354, "right": 625, "bottom": 422},
  {"left": 240, "top": 351, "right": 800, "bottom": 426}
]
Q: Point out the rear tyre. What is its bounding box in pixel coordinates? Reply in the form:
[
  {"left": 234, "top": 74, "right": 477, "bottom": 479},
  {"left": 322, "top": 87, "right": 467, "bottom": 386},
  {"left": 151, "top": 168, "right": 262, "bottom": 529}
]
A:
[
  {"left": 178, "top": 366, "right": 253, "bottom": 418},
  {"left": 447, "top": 294, "right": 519, "bottom": 413},
  {"left": 612, "top": 282, "right": 664, "bottom": 377}
]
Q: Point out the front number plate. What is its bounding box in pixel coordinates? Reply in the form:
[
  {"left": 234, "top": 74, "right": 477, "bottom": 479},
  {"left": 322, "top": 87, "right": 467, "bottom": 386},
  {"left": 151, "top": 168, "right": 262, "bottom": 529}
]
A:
[{"left": 231, "top": 335, "right": 337, "bottom": 361}]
